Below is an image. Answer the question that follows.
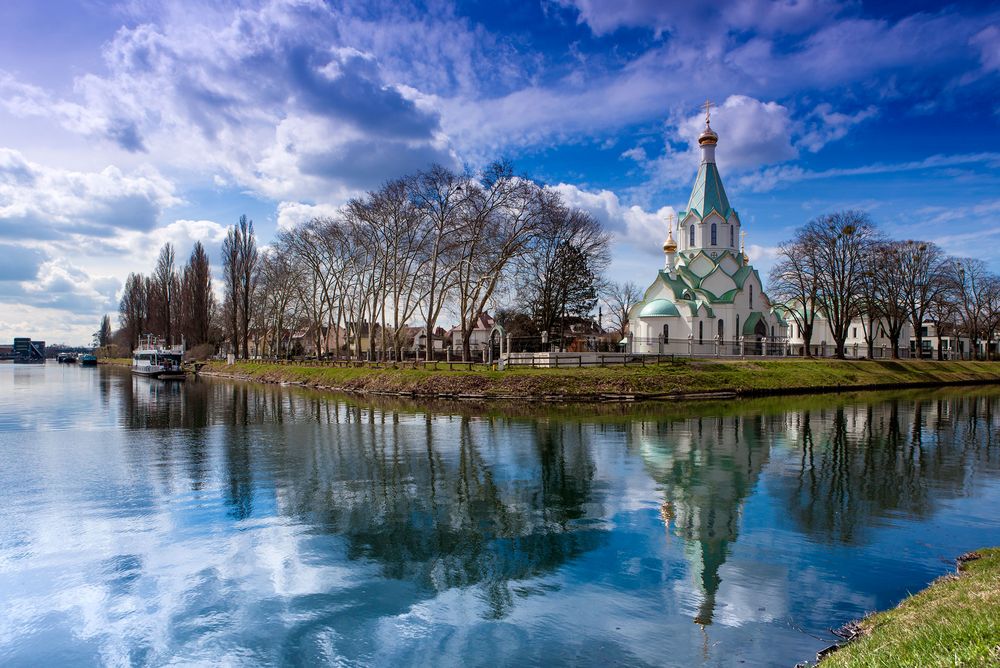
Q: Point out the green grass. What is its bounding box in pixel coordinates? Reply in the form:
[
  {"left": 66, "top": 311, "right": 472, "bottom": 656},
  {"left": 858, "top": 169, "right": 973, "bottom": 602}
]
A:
[
  {"left": 195, "top": 358, "right": 1000, "bottom": 399},
  {"left": 820, "top": 548, "right": 1000, "bottom": 667}
]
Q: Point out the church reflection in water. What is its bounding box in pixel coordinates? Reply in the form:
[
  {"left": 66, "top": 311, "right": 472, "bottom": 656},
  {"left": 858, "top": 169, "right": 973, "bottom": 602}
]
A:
[
  {"left": 630, "top": 392, "right": 1000, "bottom": 626},
  {"left": 114, "top": 373, "right": 1000, "bottom": 627}
]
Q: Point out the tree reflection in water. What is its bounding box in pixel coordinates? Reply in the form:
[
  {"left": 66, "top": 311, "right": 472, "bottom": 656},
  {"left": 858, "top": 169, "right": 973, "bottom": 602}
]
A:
[
  {"left": 109, "top": 372, "right": 1000, "bottom": 631},
  {"left": 631, "top": 391, "right": 1000, "bottom": 626}
]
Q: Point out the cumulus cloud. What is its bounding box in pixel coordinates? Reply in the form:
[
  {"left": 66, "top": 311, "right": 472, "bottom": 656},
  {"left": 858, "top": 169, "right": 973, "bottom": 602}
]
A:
[
  {"left": 276, "top": 201, "right": 343, "bottom": 231},
  {"left": 797, "top": 103, "right": 878, "bottom": 153},
  {"left": 547, "top": 183, "right": 674, "bottom": 257},
  {"left": 0, "top": 148, "right": 178, "bottom": 240}
]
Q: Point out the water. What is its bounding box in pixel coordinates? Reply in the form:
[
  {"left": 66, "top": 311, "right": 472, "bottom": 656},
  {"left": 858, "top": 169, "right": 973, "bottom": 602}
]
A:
[{"left": 1, "top": 363, "right": 999, "bottom": 667}]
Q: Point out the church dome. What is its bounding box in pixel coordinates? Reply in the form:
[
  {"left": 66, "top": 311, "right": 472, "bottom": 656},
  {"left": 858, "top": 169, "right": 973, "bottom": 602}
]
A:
[
  {"left": 698, "top": 123, "right": 718, "bottom": 146},
  {"left": 639, "top": 298, "right": 681, "bottom": 317},
  {"left": 663, "top": 232, "right": 677, "bottom": 253}
]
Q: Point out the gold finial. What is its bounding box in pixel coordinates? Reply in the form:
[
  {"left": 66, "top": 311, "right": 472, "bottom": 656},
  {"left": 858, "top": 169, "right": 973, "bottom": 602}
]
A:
[
  {"left": 740, "top": 230, "right": 748, "bottom": 262},
  {"left": 663, "top": 212, "right": 677, "bottom": 253},
  {"left": 701, "top": 99, "right": 713, "bottom": 125}
]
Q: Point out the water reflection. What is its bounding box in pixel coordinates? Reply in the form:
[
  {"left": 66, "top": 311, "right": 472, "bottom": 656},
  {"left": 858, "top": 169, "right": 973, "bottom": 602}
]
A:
[{"left": 1, "top": 365, "right": 1000, "bottom": 666}]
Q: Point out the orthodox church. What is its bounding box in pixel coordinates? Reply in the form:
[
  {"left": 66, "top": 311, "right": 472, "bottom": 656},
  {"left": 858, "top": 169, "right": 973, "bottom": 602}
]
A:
[{"left": 628, "top": 105, "right": 787, "bottom": 354}]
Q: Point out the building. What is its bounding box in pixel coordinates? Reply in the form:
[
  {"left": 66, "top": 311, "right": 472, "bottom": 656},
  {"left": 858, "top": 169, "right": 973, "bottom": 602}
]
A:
[
  {"left": 448, "top": 312, "right": 496, "bottom": 352},
  {"left": 784, "top": 311, "right": 915, "bottom": 358},
  {"left": 628, "top": 105, "right": 787, "bottom": 354}
]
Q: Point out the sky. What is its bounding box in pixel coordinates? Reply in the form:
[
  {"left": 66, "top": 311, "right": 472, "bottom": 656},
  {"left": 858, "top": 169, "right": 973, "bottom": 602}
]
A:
[{"left": 0, "top": 0, "right": 998, "bottom": 345}]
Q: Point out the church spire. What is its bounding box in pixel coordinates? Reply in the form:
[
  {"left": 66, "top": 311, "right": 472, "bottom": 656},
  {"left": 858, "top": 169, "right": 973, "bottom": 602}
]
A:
[{"left": 663, "top": 213, "right": 677, "bottom": 273}]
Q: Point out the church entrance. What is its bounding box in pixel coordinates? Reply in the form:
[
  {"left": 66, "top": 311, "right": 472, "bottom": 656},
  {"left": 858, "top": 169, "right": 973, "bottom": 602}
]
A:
[{"left": 753, "top": 319, "right": 767, "bottom": 355}]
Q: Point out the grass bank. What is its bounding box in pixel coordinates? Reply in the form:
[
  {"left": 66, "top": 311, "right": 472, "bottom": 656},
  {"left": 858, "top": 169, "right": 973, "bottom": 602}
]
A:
[
  {"left": 194, "top": 358, "right": 1000, "bottom": 401},
  {"left": 819, "top": 548, "right": 1000, "bottom": 667}
]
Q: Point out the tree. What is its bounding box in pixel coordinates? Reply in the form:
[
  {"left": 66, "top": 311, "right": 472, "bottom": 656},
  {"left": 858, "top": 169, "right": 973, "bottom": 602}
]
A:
[
  {"left": 93, "top": 314, "right": 112, "bottom": 348},
  {"left": 601, "top": 281, "right": 642, "bottom": 341},
  {"left": 865, "top": 241, "right": 910, "bottom": 358},
  {"left": 151, "top": 243, "right": 177, "bottom": 345},
  {"left": 118, "top": 273, "right": 148, "bottom": 350},
  {"left": 768, "top": 237, "right": 820, "bottom": 356},
  {"left": 805, "top": 211, "right": 876, "bottom": 359},
  {"left": 237, "top": 216, "right": 259, "bottom": 359},
  {"left": 453, "top": 161, "right": 546, "bottom": 360},
  {"left": 411, "top": 165, "right": 467, "bottom": 361},
  {"left": 222, "top": 226, "right": 241, "bottom": 358},
  {"left": 948, "top": 257, "right": 990, "bottom": 359},
  {"left": 517, "top": 197, "right": 609, "bottom": 342},
  {"left": 181, "top": 241, "right": 214, "bottom": 346},
  {"left": 898, "top": 241, "right": 948, "bottom": 359}
]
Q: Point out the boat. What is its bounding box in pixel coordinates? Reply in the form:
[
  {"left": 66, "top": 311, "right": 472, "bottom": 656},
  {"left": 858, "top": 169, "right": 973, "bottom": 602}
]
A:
[
  {"left": 132, "top": 337, "right": 185, "bottom": 379},
  {"left": 79, "top": 353, "right": 97, "bottom": 366},
  {"left": 57, "top": 352, "right": 78, "bottom": 364}
]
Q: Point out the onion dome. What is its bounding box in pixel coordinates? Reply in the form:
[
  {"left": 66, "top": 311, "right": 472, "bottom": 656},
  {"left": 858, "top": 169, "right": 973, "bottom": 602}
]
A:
[
  {"left": 698, "top": 123, "right": 718, "bottom": 146},
  {"left": 663, "top": 230, "right": 677, "bottom": 253}
]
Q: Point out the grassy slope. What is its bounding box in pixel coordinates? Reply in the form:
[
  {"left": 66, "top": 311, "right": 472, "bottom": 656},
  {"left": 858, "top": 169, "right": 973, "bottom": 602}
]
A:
[
  {"left": 822, "top": 549, "right": 1000, "bottom": 667},
  {"left": 194, "top": 358, "right": 1000, "bottom": 398}
]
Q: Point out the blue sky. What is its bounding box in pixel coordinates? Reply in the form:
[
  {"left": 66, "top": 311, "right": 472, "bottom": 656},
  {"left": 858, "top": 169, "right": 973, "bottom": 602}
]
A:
[{"left": 0, "top": 0, "right": 997, "bottom": 345}]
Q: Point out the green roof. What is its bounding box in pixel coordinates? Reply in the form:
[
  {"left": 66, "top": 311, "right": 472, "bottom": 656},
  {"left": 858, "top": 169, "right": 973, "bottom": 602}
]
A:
[
  {"left": 686, "top": 161, "right": 733, "bottom": 220},
  {"left": 742, "top": 311, "right": 766, "bottom": 336},
  {"left": 639, "top": 298, "right": 681, "bottom": 317}
]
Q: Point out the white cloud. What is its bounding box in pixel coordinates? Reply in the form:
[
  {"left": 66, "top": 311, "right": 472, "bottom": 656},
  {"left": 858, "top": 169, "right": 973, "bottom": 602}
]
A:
[
  {"left": 276, "top": 201, "right": 343, "bottom": 231},
  {"left": 797, "top": 104, "right": 878, "bottom": 153},
  {"left": 0, "top": 148, "right": 179, "bottom": 240},
  {"left": 547, "top": 183, "right": 674, "bottom": 257}
]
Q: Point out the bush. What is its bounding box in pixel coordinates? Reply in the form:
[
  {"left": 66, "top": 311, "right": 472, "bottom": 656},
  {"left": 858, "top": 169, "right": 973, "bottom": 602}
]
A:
[{"left": 185, "top": 343, "right": 216, "bottom": 361}]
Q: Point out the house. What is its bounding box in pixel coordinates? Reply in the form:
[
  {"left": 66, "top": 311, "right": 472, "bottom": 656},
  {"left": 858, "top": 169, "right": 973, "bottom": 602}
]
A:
[{"left": 448, "top": 312, "right": 497, "bottom": 351}]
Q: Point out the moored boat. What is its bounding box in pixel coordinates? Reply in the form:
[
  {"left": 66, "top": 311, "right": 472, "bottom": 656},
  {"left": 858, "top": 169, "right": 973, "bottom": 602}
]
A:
[
  {"left": 80, "top": 353, "right": 97, "bottom": 366},
  {"left": 57, "top": 352, "right": 77, "bottom": 364},
  {"left": 132, "top": 337, "right": 185, "bottom": 379}
]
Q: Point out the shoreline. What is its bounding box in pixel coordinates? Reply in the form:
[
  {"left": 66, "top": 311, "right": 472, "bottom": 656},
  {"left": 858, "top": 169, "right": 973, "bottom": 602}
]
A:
[
  {"left": 101, "top": 357, "right": 1000, "bottom": 402},
  {"left": 811, "top": 548, "right": 1000, "bottom": 666}
]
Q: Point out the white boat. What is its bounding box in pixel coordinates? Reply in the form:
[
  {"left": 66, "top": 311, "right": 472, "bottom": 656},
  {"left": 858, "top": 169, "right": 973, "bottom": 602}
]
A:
[{"left": 132, "top": 338, "right": 185, "bottom": 379}]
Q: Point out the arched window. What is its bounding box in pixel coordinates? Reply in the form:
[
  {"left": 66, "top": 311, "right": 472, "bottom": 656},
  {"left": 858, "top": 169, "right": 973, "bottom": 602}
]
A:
[
  {"left": 730, "top": 225, "right": 735, "bottom": 247},
  {"left": 749, "top": 284, "right": 754, "bottom": 308},
  {"left": 689, "top": 224, "right": 695, "bottom": 247},
  {"left": 711, "top": 223, "right": 717, "bottom": 246},
  {"left": 699, "top": 320, "right": 704, "bottom": 344},
  {"left": 662, "top": 324, "right": 669, "bottom": 341},
  {"left": 771, "top": 326, "right": 775, "bottom": 338},
  {"left": 736, "top": 314, "right": 740, "bottom": 336},
  {"left": 718, "top": 319, "right": 724, "bottom": 340}
]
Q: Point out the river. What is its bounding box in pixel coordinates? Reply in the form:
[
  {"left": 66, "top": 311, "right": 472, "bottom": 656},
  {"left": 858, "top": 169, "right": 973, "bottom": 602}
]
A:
[{"left": 1, "top": 362, "right": 999, "bottom": 666}]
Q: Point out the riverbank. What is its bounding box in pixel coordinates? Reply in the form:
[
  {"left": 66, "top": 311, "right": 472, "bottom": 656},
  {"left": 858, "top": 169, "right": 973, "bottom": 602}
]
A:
[
  {"left": 818, "top": 548, "right": 1000, "bottom": 666},
  {"left": 165, "top": 358, "right": 1000, "bottom": 401}
]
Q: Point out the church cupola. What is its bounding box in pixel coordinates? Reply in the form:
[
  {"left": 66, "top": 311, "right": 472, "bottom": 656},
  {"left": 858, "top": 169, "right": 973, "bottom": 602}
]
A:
[
  {"left": 663, "top": 214, "right": 678, "bottom": 274},
  {"left": 698, "top": 99, "right": 718, "bottom": 163}
]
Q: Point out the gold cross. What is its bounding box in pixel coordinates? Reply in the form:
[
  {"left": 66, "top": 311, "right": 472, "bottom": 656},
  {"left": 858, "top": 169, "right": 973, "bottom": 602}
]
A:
[
  {"left": 701, "top": 99, "right": 713, "bottom": 124},
  {"left": 666, "top": 211, "right": 675, "bottom": 232},
  {"left": 740, "top": 229, "right": 747, "bottom": 250}
]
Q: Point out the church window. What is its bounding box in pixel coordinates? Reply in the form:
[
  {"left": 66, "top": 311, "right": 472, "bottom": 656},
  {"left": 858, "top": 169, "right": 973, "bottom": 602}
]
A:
[
  {"left": 699, "top": 320, "right": 704, "bottom": 344},
  {"left": 711, "top": 223, "right": 717, "bottom": 246},
  {"left": 853, "top": 327, "right": 857, "bottom": 338},
  {"left": 730, "top": 225, "right": 734, "bottom": 247},
  {"left": 749, "top": 285, "right": 754, "bottom": 308},
  {"left": 771, "top": 326, "right": 775, "bottom": 338},
  {"left": 663, "top": 324, "right": 669, "bottom": 341},
  {"left": 718, "top": 319, "right": 724, "bottom": 340},
  {"left": 737, "top": 314, "right": 740, "bottom": 335},
  {"left": 689, "top": 225, "right": 695, "bottom": 247}
]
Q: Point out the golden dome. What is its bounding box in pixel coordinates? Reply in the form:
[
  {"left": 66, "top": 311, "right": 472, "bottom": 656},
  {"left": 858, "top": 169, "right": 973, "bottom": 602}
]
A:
[
  {"left": 698, "top": 123, "right": 718, "bottom": 146},
  {"left": 663, "top": 234, "right": 677, "bottom": 253}
]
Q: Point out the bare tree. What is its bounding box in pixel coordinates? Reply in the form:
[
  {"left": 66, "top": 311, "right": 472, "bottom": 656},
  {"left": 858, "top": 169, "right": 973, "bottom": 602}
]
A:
[
  {"left": 806, "top": 211, "right": 876, "bottom": 358},
  {"left": 222, "top": 226, "right": 241, "bottom": 358},
  {"left": 118, "top": 272, "right": 148, "bottom": 350},
  {"left": 411, "top": 165, "right": 467, "bottom": 361},
  {"left": 768, "top": 237, "right": 820, "bottom": 356},
  {"left": 602, "top": 281, "right": 642, "bottom": 341},
  {"left": 180, "top": 241, "right": 214, "bottom": 346},
  {"left": 453, "top": 162, "right": 545, "bottom": 360},
  {"left": 948, "top": 257, "right": 990, "bottom": 359},
  {"left": 897, "top": 241, "right": 947, "bottom": 359}
]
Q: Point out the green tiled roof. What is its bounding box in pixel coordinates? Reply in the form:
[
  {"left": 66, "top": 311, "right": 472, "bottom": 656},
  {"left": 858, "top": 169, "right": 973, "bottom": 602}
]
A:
[
  {"left": 639, "top": 298, "right": 681, "bottom": 317},
  {"left": 686, "top": 162, "right": 733, "bottom": 220}
]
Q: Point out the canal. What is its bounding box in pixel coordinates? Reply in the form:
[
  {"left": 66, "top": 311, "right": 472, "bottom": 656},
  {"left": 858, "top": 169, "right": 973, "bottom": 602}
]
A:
[{"left": 1, "top": 363, "right": 999, "bottom": 666}]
